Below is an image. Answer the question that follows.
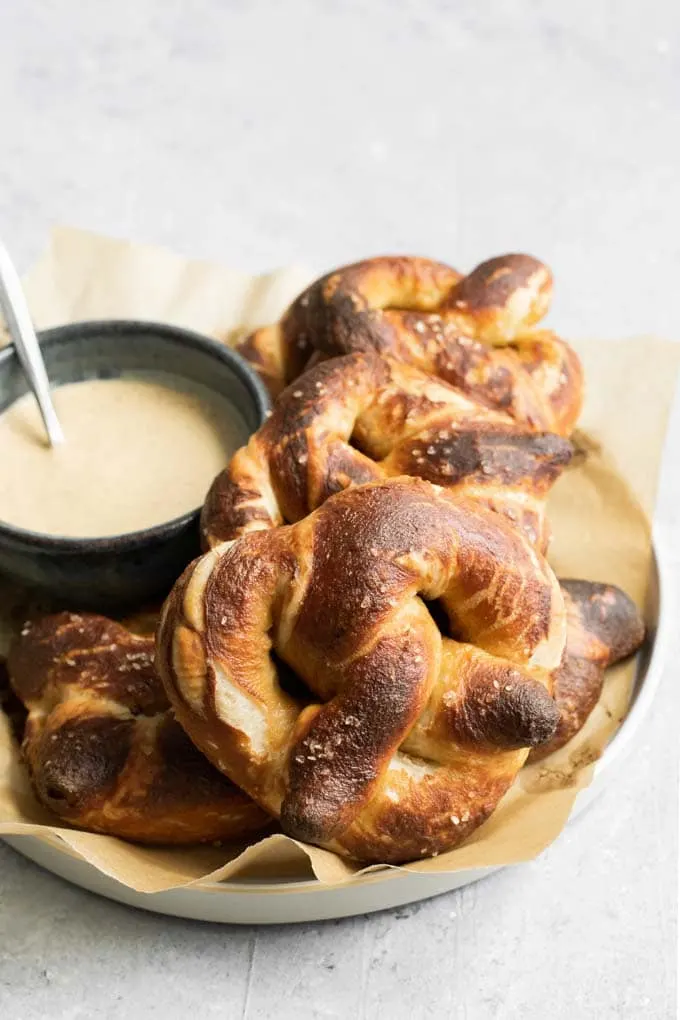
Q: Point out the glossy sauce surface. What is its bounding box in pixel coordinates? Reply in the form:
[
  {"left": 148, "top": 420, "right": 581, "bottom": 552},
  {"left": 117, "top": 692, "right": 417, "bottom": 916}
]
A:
[{"left": 0, "top": 376, "right": 248, "bottom": 537}]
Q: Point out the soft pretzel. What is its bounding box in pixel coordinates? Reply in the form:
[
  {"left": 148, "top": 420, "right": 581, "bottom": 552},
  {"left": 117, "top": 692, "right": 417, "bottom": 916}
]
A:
[
  {"left": 529, "top": 580, "right": 645, "bottom": 762},
  {"left": 8, "top": 612, "right": 269, "bottom": 844},
  {"left": 158, "top": 477, "right": 567, "bottom": 863},
  {"left": 238, "top": 254, "right": 583, "bottom": 436},
  {"left": 202, "top": 351, "right": 572, "bottom": 553}
]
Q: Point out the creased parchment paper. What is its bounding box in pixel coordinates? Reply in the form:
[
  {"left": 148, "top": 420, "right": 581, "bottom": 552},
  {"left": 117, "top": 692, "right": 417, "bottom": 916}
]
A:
[{"left": 0, "top": 226, "right": 678, "bottom": 893}]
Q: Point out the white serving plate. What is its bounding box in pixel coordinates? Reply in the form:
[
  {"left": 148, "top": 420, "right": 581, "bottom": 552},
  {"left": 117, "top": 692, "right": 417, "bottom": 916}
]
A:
[{"left": 3, "top": 545, "right": 669, "bottom": 925}]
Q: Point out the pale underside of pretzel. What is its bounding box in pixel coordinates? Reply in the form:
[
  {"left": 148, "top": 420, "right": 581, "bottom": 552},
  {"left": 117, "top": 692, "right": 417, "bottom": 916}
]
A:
[
  {"left": 202, "top": 351, "right": 572, "bottom": 554},
  {"left": 8, "top": 612, "right": 269, "bottom": 844},
  {"left": 159, "top": 478, "right": 567, "bottom": 863},
  {"left": 236, "top": 254, "right": 583, "bottom": 437}
]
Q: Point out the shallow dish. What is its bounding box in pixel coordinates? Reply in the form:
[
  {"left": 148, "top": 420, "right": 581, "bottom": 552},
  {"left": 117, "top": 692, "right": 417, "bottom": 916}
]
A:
[
  {"left": 2, "top": 542, "right": 667, "bottom": 924},
  {"left": 0, "top": 321, "right": 269, "bottom": 610}
]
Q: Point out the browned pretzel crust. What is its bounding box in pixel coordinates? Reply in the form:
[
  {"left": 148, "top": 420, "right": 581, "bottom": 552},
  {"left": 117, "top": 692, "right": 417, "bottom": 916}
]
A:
[
  {"left": 8, "top": 613, "right": 269, "bottom": 844},
  {"left": 158, "top": 478, "right": 567, "bottom": 863},
  {"left": 238, "top": 254, "right": 583, "bottom": 436},
  {"left": 202, "top": 351, "right": 572, "bottom": 553},
  {"left": 530, "top": 581, "right": 645, "bottom": 762}
]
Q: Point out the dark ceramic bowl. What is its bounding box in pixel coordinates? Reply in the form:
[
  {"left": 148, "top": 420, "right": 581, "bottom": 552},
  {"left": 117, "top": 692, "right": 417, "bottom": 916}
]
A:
[{"left": 0, "top": 320, "right": 270, "bottom": 611}]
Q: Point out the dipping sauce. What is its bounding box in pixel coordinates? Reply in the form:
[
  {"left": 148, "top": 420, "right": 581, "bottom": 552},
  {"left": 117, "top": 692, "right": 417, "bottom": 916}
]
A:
[{"left": 0, "top": 376, "right": 248, "bottom": 537}]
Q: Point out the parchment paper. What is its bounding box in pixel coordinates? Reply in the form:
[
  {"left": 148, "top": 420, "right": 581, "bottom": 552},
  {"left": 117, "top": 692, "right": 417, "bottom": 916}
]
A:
[{"left": 0, "top": 226, "right": 677, "bottom": 893}]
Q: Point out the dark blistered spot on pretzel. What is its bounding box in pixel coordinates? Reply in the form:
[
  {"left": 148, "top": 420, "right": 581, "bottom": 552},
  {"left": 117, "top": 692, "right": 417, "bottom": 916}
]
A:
[
  {"left": 8, "top": 611, "right": 270, "bottom": 843},
  {"left": 145, "top": 715, "right": 249, "bottom": 810},
  {"left": 449, "top": 669, "right": 560, "bottom": 750},
  {"left": 158, "top": 477, "right": 567, "bottom": 863},
  {"left": 559, "top": 579, "right": 645, "bottom": 663},
  {"left": 201, "top": 351, "right": 573, "bottom": 554},
  {"left": 36, "top": 715, "right": 134, "bottom": 811},
  {"left": 283, "top": 624, "right": 434, "bottom": 843},
  {"left": 389, "top": 425, "right": 572, "bottom": 491}
]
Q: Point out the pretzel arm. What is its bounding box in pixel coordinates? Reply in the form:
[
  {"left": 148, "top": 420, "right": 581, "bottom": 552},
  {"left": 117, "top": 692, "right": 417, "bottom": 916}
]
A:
[
  {"left": 202, "top": 354, "right": 386, "bottom": 547},
  {"left": 529, "top": 580, "right": 645, "bottom": 761},
  {"left": 440, "top": 254, "right": 552, "bottom": 344},
  {"left": 281, "top": 257, "right": 462, "bottom": 361},
  {"left": 383, "top": 424, "right": 572, "bottom": 551},
  {"left": 281, "top": 600, "right": 439, "bottom": 842},
  {"left": 404, "top": 640, "right": 559, "bottom": 761},
  {"left": 384, "top": 423, "right": 571, "bottom": 493}
]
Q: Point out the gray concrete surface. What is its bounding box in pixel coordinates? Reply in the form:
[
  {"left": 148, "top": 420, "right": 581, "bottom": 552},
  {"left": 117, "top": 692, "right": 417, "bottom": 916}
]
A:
[{"left": 0, "top": 2, "right": 678, "bottom": 1017}]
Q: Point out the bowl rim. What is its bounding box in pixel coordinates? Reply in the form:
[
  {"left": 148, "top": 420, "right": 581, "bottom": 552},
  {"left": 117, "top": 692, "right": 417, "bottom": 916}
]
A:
[{"left": 0, "top": 318, "right": 270, "bottom": 550}]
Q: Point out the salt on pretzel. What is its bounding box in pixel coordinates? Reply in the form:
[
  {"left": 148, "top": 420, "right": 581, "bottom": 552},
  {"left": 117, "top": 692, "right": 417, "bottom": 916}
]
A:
[{"left": 238, "top": 254, "right": 582, "bottom": 436}]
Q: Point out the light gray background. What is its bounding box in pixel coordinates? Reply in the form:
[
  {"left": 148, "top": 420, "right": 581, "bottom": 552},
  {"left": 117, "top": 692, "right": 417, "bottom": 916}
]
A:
[{"left": 0, "top": 2, "right": 678, "bottom": 1018}]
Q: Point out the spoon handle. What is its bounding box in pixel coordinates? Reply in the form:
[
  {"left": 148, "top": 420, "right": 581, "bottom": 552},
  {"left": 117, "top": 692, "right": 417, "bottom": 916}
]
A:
[{"left": 0, "top": 240, "right": 64, "bottom": 446}]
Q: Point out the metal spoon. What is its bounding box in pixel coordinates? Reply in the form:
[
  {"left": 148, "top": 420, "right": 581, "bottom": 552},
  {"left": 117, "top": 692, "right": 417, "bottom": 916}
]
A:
[{"left": 0, "top": 240, "right": 64, "bottom": 446}]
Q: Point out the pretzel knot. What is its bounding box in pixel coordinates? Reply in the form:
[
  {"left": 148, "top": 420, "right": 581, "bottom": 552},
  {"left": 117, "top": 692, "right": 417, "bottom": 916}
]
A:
[
  {"left": 8, "top": 612, "right": 268, "bottom": 843},
  {"left": 201, "top": 351, "right": 572, "bottom": 553},
  {"left": 238, "top": 254, "right": 583, "bottom": 437},
  {"left": 158, "top": 478, "right": 566, "bottom": 863}
]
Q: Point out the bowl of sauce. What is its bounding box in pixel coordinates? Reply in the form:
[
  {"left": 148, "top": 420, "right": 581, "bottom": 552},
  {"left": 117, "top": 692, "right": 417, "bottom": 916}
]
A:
[{"left": 0, "top": 320, "right": 269, "bottom": 609}]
